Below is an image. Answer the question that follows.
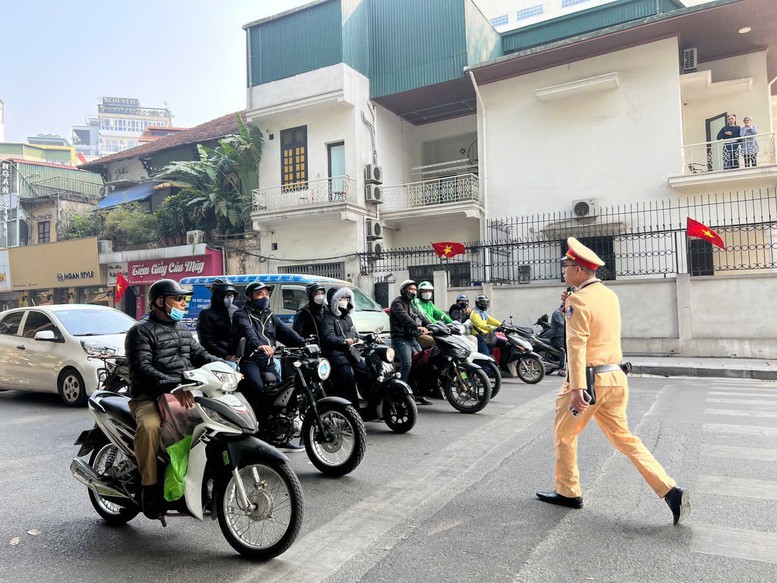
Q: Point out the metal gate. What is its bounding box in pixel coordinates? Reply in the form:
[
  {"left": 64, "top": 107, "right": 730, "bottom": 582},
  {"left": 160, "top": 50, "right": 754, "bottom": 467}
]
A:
[{"left": 374, "top": 281, "right": 389, "bottom": 308}]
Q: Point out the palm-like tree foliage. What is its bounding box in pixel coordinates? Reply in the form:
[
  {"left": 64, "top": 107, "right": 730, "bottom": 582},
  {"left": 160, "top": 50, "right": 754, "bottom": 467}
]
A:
[{"left": 157, "top": 115, "right": 263, "bottom": 235}]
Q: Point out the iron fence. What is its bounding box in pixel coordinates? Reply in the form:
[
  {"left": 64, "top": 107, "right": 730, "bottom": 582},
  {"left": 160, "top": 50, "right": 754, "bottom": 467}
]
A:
[{"left": 358, "top": 189, "right": 777, "bottom": 284}]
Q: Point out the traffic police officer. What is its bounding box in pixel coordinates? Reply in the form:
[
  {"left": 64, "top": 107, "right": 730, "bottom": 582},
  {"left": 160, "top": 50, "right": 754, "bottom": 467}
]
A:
[{"left": 536, "top": 237, "right": 690, "bottom": 525}]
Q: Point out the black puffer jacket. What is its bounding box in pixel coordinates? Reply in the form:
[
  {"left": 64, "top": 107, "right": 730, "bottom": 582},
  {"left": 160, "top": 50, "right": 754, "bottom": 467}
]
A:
[
  {"left": 126, "top": 310, "right": 220, "bottom": 399},
  {"left": 292, "top": 286, "right": 327, "bottom": 341},
  {"left": 389, "top": 294, "right": 428, "bottom": 339},
  {"left": 320, "top": 287, "right": 359, "bottom": 367},
  {"left": 196, "top": 288, "right": 238, "bottom": 358},
  {"left": 232, "top": 304, "right": 305, "bottom": 367}
]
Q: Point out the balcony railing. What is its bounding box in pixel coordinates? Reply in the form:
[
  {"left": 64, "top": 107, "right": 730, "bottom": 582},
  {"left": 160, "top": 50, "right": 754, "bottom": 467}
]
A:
[
  {"left": 381, "top": 173, "right": 480, "bottom": 211},
  {"left": 252, "top": 176, "right": 356, "bottom": 211},
  {"left": 680, "top": 132, "right": 775, "bottom": 175}
]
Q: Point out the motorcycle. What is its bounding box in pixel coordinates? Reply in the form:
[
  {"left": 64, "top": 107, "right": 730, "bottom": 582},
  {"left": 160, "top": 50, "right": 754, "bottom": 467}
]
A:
[
  {"left": 405, "top": 322, "right": 492, "bottom": 414},
  {"left": 253, "top": 344, "right": 367, "bottom": 477},
  {"left": 85, "top": 342, "right": 130, "bottom": 394},
  {"left": 71, "top": 361, "right": 304, "bottom": 561},
  {"left": 532, "top": 315, "right": 566, "bottom": 375},
  {"left": 492, "top": 322, "right": 546, "bottom": 384},
  {"left": 349, "top": 333, "right": 418, "bottom": 433},
  {"left": 447, "top": 322, "right": 503, "bottom": 398}
]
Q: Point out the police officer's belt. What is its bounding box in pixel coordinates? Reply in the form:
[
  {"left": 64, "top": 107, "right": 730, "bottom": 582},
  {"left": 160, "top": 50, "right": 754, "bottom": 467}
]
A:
[{"left": 592, "top": 364, "right": 624, "bottom": 374}]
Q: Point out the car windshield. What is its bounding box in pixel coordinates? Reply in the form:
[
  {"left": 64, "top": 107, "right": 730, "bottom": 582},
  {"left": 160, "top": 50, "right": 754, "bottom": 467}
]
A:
[
  {"left": 55, "top": 309, "right": 136, "bottom": 336},
  {"left": 351, "top": 287, "right": 383, "bottom": 312}
]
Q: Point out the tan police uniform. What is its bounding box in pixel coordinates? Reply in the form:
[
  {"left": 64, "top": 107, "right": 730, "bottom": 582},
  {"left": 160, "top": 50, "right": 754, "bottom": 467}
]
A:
[{"left": 553, "top": 238, "right": 676, "bottom": 499}]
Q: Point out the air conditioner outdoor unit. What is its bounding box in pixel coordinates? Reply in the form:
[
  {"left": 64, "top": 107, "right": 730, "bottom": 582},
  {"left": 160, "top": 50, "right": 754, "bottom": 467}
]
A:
[
  {"left": 682, "top": 48, "right": 698, "bottom": 72},
  {"left": 365, "top": 184, "right": 383, "bottom": 204},
  {"left": 366, "top": 220, "right": 383, "bottom": 240},
  {"left": 368, "top": 241, "right": 384, "bottom": 254},
  {"left": 365, "top": 164, "right": 383, "bottom": 184},
  {"left": 97, "top": 239, "right": 113, "bottom": 254},
  {"left": 186, "top": 230, "right": 205, "bottom": 245},
  {"left": 571, "top": 198, "right": 598, "bottom": 219}
]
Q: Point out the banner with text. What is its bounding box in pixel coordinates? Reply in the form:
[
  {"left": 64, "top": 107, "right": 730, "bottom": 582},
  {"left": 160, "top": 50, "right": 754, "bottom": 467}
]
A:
[{"left": 127, "top": 255, "right": 216, "bottom": 285}]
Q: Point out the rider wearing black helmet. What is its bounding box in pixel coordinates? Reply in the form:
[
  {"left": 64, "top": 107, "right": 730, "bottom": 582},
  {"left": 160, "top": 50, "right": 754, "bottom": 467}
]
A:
[
  {"left": 292, "top": 282, "right": 327, "bottom": 341},
  {"left": 232, "top": 281, "right": 306, "bottom": 448},
  {"left": 448, "top": 293, "right": 471, "bottom": 324},
  {"left": 196, "top": 278, "right": 239, "bottom": 365},
  {"left": 389, "top": 279, "right": 432, "bottom": 404},
  {"left": 470, "top": 294, "right": 504, "bottom": 355},
  {"left": 125, "top": 278, "right": 221, "bottom": 520}
]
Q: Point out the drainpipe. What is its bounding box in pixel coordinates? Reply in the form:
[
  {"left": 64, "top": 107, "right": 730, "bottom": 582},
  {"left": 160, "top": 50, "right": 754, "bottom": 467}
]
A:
[
  {"left": 468, "top": 70, "right": 490, "bottom": 284},
  {"left": 768, "top": 75, "right": 777, "bottom": 134}
]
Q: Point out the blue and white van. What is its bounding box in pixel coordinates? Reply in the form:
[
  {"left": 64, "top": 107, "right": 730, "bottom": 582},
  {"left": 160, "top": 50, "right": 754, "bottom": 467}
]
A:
[{"left": 179, "top": 274, "right": 389, "bottom": 334}]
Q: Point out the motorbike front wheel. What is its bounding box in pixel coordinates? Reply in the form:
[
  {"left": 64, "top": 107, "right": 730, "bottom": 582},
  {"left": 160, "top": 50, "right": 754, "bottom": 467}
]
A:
[
  {"left": 517, "top": 355, "right": 546, "bottom": 384},
  {"left": 303, "top": 404, "right": 367, "bottom": 476},
  {"left": 481, "top": 360, "right": 503, "bottom": 398},
  {"left": 87, "top": 444, "right": 140, "bottom": 525},
  {"left": 382, "top": 392, "right": 417, "bottom": 433},
  {"left": 445, "top": 365, "right": 491, "bottom": 414},
  {"left": 216, "top": 460, "right": 304, "bottom": 561}
]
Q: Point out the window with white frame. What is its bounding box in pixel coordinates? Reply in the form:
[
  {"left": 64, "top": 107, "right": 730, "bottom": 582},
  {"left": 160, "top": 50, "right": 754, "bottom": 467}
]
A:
[
  {"left": 490, "top": 14, "right": 508, "bottom": 26},
  {"left": 516, "top": 5, "right": 543, "bottom": 20},
  {"left": 562, "top": 0, "right": 592, "bottom": 7}
]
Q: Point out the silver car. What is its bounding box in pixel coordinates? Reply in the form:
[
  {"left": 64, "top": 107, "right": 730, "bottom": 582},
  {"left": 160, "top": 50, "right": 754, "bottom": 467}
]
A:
[{"left": 0, "top": 305, "right": 135, "bottom": 406}]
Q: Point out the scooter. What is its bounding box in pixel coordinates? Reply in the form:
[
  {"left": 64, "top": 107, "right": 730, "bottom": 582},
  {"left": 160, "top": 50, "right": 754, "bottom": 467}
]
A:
[
  {"left": 85, "top": 342, "right": 130, "bottom": 395},
  {"left": 447, "top": 322, "right": 503, "bottom": 398},
  {"left": 492, "top": 322, "right": 546, "bottom": 384},
  {"left": 71, "top": 361, "right": 304, "bottom": 560}
]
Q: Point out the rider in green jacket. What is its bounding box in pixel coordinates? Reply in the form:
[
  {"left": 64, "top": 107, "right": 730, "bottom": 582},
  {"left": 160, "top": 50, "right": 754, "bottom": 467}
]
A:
[{"left": 413, "top": 281, "right": 453, "bottom": 324}]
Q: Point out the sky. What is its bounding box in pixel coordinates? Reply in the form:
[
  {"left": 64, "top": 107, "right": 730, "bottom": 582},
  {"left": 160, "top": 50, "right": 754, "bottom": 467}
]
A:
[{"left": 0, "top": 0, "right": 310, "bottom": 143}]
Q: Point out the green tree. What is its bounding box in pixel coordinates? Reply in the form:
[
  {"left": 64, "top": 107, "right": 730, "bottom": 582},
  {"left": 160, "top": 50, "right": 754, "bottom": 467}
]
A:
[
  {"left": 155, "top": 192, "right": 212, "bottom": 238},
  {"left": 156, "top": 115, "right": 263, "bottom": 236},
  {"left": 62, "top": 210, "right": 104, "bottom": 240},
  {"left": 102, "top": 203, "right": 158, "bottom": 247}
]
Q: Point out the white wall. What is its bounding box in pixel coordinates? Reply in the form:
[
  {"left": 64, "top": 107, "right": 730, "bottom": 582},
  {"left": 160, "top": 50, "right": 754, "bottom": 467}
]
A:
[
  {"left": 105, "top": 157, "right": 148, "bottom": 182},
  {"left": 481, "top": 37, "right": 683, "bottom": 217}
]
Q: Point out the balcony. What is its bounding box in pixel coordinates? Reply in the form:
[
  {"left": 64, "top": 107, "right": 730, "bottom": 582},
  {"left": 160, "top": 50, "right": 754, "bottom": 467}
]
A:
[
  {"left": 381, "top": 174, "right": 483, "bottom": 223},
  {"left": 670, "top": 133, "right": 777, "bottom": 190},
  {"left": 251, "top": 176, "right": 367, "bottom": 226}
]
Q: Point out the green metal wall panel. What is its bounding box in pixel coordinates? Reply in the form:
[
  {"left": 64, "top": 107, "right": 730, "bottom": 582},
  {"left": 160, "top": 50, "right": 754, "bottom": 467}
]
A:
[
  {"left": 464, "top": 0, "right": 503, "bottom": 67},
  {"left": 369, "top": 0, "right": 468, "bottom": 98},
  {"left": 503, "top": 0, "right": 685, "bottom": 53},
  {"left": 16, "top": 162, "right": 103, "bottom": 199},
  {"left": 342, "top": 0, "right": 371, "bottom": 77},
  {"left": 248, "top": 0, "right": 343, "bottom": 86}
]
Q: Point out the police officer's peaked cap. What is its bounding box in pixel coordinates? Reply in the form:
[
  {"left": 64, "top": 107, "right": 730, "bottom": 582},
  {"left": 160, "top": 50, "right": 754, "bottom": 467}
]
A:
[
  {"left": 148, "top": 279, "right": 191, "bottom": 303},
  {"left": 562, "top": 237, "right": 605, "bottom": 271},
  {"left": 245, "top": 281, "right": 270, "bottom": 297}
]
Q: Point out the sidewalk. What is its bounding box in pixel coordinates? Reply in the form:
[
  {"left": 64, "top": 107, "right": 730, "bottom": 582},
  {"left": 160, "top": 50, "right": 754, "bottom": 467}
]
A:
[{"left": 626, "top": 355, "right": 777, "bottom": 380}]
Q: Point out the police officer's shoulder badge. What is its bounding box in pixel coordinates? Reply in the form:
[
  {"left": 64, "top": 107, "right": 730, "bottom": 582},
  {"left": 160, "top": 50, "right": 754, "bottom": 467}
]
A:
[{"left": 565, "top": 306, "right": 574, "bottom": 319}]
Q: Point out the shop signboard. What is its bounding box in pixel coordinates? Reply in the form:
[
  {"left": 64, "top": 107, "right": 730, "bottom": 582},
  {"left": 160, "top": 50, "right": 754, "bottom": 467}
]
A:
[
  {"left": 9, "top": 238, "right": 101, "bottom": 290},
  {"left": 127, "top": 255, "right": 214, "bottom": 285},
  {"left": 0, "top": 249, "right": 11, "bottom": 291},
  {"left": 107, "top": 263, "right": 128, "bottom": 286}
]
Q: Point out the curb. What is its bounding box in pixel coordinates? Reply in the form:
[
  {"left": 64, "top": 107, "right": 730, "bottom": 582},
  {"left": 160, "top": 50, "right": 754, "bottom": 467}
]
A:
[{"left": 631, "top": 365, "right": 777, "bottom": 381}]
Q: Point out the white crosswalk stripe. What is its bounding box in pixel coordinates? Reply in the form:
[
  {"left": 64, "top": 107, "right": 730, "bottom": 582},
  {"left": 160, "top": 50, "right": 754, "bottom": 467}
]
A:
[
  {"left": 703, "top": 408, "right": 777, "bottom": 419},
  {"left": 691, "top": 525, "right": 777, "bottom": 565},
  {"left": 703, "top": 423, "right": 777, "bottom": 437},
  {"left": 696, "top": 475, "right": 777, "bottom": 501},
  {"left": 706, "top": 397, "right": 777, "bottom": 407},
  {"left": 701, "top": 444, "right": 777, "bottom": 462}
]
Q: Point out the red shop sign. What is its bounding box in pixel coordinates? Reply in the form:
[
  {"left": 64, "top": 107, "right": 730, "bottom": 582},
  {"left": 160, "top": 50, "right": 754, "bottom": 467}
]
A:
[{"left": 127, "top": 255, "right": 213, "bottom": 285}]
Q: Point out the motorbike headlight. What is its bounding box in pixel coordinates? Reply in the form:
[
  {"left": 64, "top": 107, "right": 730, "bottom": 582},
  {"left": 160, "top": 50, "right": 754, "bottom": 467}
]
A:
[
  {"left": 198, "top": 406, "right": 241, "bottom": 432},
  {"left": 384, "top": 348, "right": 395, "bottom": 363},
  {"left": 453, "top": 347, "right": 470, "bottom": 359},
  {"left": 213, "top": 370, "right": 241, "bottom": 392},
  {"left": 317, "top": 358, "right": 331, "bottom": 381}
]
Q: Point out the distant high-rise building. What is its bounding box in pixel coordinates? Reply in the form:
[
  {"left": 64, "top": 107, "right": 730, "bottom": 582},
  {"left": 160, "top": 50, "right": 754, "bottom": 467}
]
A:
[{"left": 71, "top": 97, "right": 172, "bottom": 160}]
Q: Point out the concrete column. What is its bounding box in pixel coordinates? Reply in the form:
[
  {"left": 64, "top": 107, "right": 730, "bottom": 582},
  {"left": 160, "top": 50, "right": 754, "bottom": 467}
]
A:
[
  {"left": 432, "top": 270, "right": 448, "bottom": 305},
  {"left": 675, "top": 273, "right": 692, "bottom": 355}
]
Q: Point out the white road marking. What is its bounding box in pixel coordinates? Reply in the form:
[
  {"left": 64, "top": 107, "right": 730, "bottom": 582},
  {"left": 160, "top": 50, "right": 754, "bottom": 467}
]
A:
[
  {"left": 691, "top": 525, "right": 777, "bottom": 565},
  {"left": 710, "top": 390, "right": 777, "bottom": 397},
  {"left": 704, "top": 409, "right": 777, "bottom": 419},
  {"left": 237, "top": 392, "right": 557, "bottom": 583},
  {"left": 696, "top": 475, "right": 777, "bottom": 501},
  {"left": 701, "top": 444, "right": 777, "bottom": 462},
  {"left": 706, "top": 397, "right": 777, "bottom": 408},
  {"left": 702, "top": 423, "right": 777, "bottom": 438}
]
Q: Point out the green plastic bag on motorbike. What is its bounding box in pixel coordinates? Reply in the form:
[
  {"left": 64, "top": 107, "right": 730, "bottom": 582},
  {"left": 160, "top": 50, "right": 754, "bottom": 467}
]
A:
[{"left": 163, "top": 435, "right": 192, "bottom": 501}]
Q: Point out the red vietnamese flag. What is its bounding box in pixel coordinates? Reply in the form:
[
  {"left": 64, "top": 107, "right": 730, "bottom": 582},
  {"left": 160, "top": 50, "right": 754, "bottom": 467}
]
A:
[
  {"left": 115, "top": 271, "right": 130, "bottom": 303},
  {"left": 686, "top": 217, "right": 725, "bottom": 249},
  {"left": 432, "top": 241, "right": 466, "bottom": 258}
]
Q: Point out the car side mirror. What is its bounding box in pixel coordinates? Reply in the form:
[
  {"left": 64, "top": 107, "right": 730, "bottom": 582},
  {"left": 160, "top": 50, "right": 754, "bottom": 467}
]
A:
[{"left": 34, "top": 330, "right": 57, "bottom": 342}]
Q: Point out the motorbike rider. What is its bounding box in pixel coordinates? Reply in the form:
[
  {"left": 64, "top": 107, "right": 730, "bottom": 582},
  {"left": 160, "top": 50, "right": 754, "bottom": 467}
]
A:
[
  {"left": 414, "top": 281, "right": 453, "bottom": 325},
  {"left": 232, "top": 281, "right": 307, "bottom": 450},
  {"left": 469, "top": 295, "right": 506, "bottom": 356},
  {"left": 125, "top": 278, "right": 221, "bottom": 519},
  {"left": 196, "top": 278, "right": 239, "bottom": 368},
  {"left": 448, "top": 293, "right": 471, "bottom": 324},
  {"left": 548, "top": 305, "right": 567, "bottom": 376},
  {"left": 292, "top": 282, "right": 327, "bottom": 341},
  {"left": 320, "top": 287, "right": 363, "bottom": 405},
  {"left": 389, "top": 280, "right": 432, "bottom": 405}
]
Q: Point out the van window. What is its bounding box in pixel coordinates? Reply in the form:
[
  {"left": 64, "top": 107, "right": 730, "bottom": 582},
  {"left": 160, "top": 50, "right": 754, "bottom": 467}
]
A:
[
  {"left": 281, "top": 285, "right": 308, "bottom": 312},
  {"left": 352, "top": 287, "right": 383, "bottom": 312}
]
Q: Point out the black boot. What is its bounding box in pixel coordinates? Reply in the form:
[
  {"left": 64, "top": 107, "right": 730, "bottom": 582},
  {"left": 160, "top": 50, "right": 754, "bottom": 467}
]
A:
[
  {"left": 142, "top": 484, "right": 163, "bottom": 519},
  {"left": 415, "top": 395, "right": 432, "bottom": 405}
]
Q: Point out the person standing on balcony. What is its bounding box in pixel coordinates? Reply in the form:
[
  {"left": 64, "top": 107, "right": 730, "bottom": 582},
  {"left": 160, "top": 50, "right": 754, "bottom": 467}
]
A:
[
  {"left": 716, "top": 114, "right": 741, "bottom": 170},
  {"left": 741, "top": 116, "right": 759, "bottom": 167}
]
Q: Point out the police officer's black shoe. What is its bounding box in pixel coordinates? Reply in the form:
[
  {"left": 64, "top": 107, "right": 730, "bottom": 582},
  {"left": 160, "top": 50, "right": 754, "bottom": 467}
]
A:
[
  {"left": 142, "top": 485, "right": 163, "bottom": 519},
  {"left": 664, "top": 486, "right": 690, "bottom": 525},
  {"left": 415, "top": 396, "right": 433, "bottom": 405},
  {"left": 536, "top": 490, "right": 583, "bottom": 509}
]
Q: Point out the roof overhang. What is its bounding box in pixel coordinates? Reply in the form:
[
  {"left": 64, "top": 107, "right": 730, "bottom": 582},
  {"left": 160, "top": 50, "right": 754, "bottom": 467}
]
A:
[
  {"left": 372, "top": 77, "right": 477, "bottom": 125},
  {"left": 468, "top": 0, "right": 777, "bottom": 94}
]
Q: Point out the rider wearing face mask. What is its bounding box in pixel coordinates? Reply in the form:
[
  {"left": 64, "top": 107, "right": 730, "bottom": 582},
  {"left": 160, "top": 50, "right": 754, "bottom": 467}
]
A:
[
  {"left": 231, "top": 281, "right": 306, "bottom": 439},
  {"left": 414, "top": 281, "right": 453, "bottom": 325},
  {"left": 320, "top": 287, "right": 363, "bottom": 405},
  {"left": 125, "top": 278, "right": 221, "bottom": 519},
  {"left": 292, "top": 282, "right": 327, "bottom": 342},
  {"left": 389, "top": 280, "right": 432, "bottom": 404},
  {"left": 196, "top": 278, "right": 239, "bottom": 366}
]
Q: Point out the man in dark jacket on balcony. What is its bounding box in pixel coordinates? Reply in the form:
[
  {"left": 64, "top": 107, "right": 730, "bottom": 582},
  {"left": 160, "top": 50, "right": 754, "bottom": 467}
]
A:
[{"left": 126, "top": 278, "right": 220, "bottom": 520}]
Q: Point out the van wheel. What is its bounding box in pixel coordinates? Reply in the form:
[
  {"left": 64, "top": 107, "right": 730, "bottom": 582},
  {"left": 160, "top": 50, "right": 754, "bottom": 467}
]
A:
[{"left": 59, "top": 368, "right": 87, "bottom": 407}]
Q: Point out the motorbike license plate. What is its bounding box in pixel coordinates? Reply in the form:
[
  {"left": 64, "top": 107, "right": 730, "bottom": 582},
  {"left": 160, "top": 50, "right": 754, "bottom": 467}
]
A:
[{"left": 460, "top": 371, "right": 468, "bottom": 380}]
